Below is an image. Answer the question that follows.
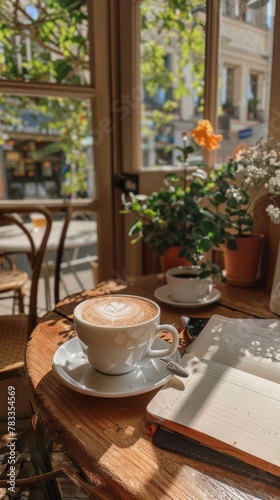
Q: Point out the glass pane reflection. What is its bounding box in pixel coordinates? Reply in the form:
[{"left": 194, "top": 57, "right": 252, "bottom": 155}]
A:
[{"left": 0, "top": 95, "right": 94, "bottom": 200}]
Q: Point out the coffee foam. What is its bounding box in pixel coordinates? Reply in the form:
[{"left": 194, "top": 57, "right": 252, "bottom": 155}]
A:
[{"left": 78, "top": 296, "right": 158, "bottom": 326}]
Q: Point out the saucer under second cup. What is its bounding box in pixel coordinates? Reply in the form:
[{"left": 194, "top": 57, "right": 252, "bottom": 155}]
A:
[{"left": 154, "top": 284, "right": 221, "bottom": 308}]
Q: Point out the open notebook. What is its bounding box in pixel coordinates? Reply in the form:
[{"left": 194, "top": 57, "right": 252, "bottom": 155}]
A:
[{"left": 146, "top": 314, "right": 280, "bottom": 477}]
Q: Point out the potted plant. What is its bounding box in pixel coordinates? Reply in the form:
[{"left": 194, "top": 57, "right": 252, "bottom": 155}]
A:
[
  {"left": 121, "top": 120, "right": 226, "bottom": 281},
  {"left": 209, "top": 138, "right": 280, "bottom": 286}
]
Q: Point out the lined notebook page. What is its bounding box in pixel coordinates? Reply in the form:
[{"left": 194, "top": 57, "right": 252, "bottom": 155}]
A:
[
  {"left": 187, "top": 315, "right": 280, "bottom": 383},
  {"left": 146, "top": 357, "right": 280, "bottom": 475}
]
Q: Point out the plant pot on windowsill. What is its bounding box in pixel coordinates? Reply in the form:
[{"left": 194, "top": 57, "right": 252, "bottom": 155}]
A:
[{"left": 223, "top": 233, "right": 264, "bottom": 287}]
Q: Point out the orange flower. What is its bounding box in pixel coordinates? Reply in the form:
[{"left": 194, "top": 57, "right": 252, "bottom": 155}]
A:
[{"left": 190, "top": 120, "right": 223, "bottom": 151}]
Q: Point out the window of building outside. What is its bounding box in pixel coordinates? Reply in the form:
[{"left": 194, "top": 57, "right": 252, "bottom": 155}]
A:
[
  {"left": 222, "top": 0, "right": 269, "bottom": 26},
  {"left": 0, "top": 0, "right": 94, "bottom": 201},
  {"left": 140, "top": 0, "right": 275, "bottom": 169},
  {"left": 217, "top": 0, "right": 274, "bottom": 164},
  {"left": 226, "top": 67, "right": 235, "bottom": 105}
]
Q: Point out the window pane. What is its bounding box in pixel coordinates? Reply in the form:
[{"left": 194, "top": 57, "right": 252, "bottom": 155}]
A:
[
  {"left": 217, "top": 0, "right": 275, "bottom": 164},
  {"left": 0, "top": 95, "right": 94, "bottom": 200},
  {"left": 140, "top": 0, "right": 206, "bottom": 167},
  {"left": 0, "top": 0, "right": 90, "bottom": 85}
]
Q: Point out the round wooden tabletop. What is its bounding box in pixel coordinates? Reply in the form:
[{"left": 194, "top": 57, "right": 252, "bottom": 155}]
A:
[{"left": 26, "top": 276, "right": 280, "bottom": 499}]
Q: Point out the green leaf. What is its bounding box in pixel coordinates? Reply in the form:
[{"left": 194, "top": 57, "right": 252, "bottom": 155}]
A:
[
  {"left": 198, "top": 237, "right": 212, "bottom": 252},
  {"left": 58, "top": 0, "right": 86, "bottom": 10},
  {"left": 54, "top": 60, "right": 73, "bottom": 82},
  {"left": 227, "top": 198, "right": 239, "bottom": 209},
  {"left": 144, "top": 208, "right": 156, "bottom": 218}
]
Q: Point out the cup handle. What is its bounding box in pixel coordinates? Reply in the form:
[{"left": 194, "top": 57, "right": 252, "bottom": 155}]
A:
[{"left": 145, "top": 324, "right": 179, "bottom": 359}]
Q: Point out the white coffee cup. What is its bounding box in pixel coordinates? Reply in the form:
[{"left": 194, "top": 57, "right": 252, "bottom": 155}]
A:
[
  {"left": 73, "top": 294, "right": 179, "bottom": 375},
  {"left": 166, "top": 266, "right": 213, "bottom": 303}
]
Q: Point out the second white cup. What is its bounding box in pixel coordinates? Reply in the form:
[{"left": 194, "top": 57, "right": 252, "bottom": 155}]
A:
[{"left": 166, "top": 266, "right": 213, "bottom": 303}]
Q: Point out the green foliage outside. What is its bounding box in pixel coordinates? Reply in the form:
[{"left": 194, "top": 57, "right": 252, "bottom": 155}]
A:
[{"left": 141, "top": 0, "right": 206, "bottom": 149}]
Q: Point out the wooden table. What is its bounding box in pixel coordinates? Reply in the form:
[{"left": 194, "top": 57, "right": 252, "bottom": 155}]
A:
[{"left": 26, "top": 274, "right": 280, "bottom": 499}]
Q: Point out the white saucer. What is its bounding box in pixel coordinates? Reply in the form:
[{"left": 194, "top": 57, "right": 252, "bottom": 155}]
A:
[
  {"left": 154, "top": 284, "right": 221, "bottom": 308},
  {"left": 52, "top": 337, "right": 181, "bottom": 398}
]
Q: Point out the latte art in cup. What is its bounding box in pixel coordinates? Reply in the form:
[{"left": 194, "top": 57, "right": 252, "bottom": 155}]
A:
[{"left": 78, "top": 296, "right": 158, "bottom": 326}]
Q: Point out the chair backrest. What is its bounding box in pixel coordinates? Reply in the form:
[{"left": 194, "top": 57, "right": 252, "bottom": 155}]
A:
[
  {"left": 54, "top": 206, "right": 98, "bottom": 304},
  {"left": 0, "top": 205, "right": 52, "bottom": 334},
  {"left": 54, "top": 206, "right": 73, "bottom": 304}
]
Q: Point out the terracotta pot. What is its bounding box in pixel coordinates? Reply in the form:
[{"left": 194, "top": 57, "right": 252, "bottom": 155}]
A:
[
  {"left": 223, "top": 233, "right": 264, "bottom": 287},
  {"left": 160, "top": 246, "right": 192, "bottom": 272}
]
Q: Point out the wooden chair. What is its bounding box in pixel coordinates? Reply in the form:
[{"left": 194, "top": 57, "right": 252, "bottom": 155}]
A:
[
  {"left": 0, "top": 255, "right": 29, "bottom": 313},
  {"left": 0, "top": 212, "right": 30, "bottom": 313},
  {"left": 0, "top": 206, "right": 105, "bottom": 499},
  {"left": 0, "top": 205, "right": 58, "bottom": 497},
  {"left": 0, "top": 206, "right": 52, "bottom": 422}
]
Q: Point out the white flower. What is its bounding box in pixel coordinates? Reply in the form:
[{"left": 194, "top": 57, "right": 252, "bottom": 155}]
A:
[
  {"left": 266, "top": 205, "right": 280, "bottom": 224},
  {"left": 226, "top": 185, "right": 243, "bottom": 202},
  {"left": 243, "top": 165, "right": 268, "bottom": 186},
  {"left": 232, "top": 139, "right": 280, "bottom": 226},
  {"left": 267, "top": 171, "right": 280, "bottom": 194}
]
